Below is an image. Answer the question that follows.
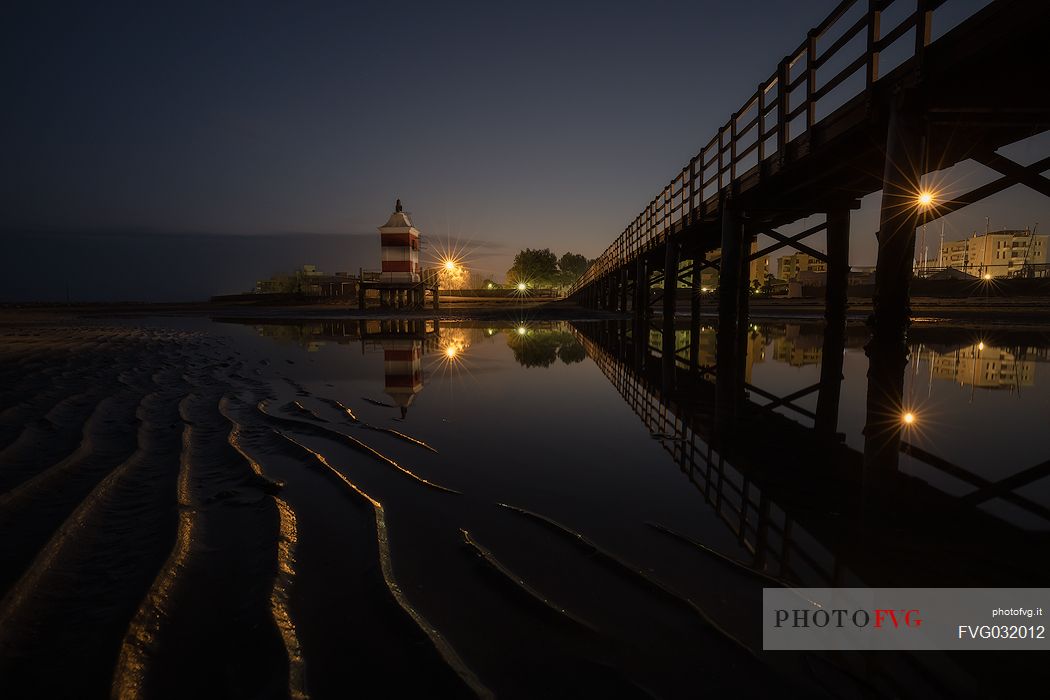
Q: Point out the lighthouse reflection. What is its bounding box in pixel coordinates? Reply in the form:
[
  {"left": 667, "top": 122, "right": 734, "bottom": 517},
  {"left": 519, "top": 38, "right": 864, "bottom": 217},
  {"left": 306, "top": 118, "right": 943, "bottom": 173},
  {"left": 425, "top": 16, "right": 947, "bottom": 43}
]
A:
[
  {"left": 219, "top": 314, "right": 1048, "bottom": 695},
  {"left": 379, "top": 326, "right": 424, "bottom": 419}
]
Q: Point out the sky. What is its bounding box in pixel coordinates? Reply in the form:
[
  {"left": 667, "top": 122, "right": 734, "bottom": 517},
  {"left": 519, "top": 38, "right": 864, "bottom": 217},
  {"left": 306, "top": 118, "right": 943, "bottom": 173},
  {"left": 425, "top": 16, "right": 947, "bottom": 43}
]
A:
[{"left": 2, "top": 0, "right": 1045, "bottom": 301}]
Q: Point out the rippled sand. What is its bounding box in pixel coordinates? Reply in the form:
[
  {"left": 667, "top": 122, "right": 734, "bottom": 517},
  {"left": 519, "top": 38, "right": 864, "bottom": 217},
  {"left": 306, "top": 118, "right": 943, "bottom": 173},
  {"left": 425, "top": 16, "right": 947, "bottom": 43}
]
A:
[{"left": 0, "top": 321, "right": 784, "bottom": 698}]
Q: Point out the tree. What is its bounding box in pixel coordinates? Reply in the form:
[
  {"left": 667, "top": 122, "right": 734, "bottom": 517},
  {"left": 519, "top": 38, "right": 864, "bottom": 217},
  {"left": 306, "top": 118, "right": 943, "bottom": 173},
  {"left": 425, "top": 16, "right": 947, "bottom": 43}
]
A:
[
  {"left": 507, "top": 248, "right": 559, "bottom": 286},
  {"left": 506, "top": 329, "right": 586, "bottom": 368},
  {"left": 557, "top": 252, "right": 589, "bottom": 286},
  {"left": 556, "top": 338, "right": 586, "bottom": 364},
  {"left": 760, "top": 273, "right": 778, "bottom": 296},
  {"left": 438, "top": 264, "right": 469, "bottom": 290}
]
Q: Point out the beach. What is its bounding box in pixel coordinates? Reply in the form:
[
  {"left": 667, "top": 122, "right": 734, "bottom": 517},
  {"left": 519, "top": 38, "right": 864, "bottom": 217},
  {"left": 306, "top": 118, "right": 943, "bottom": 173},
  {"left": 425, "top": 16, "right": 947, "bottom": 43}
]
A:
[
  {"left": 0, "top": 309, "right": 785, "bottom": 698},
  {"left": 1, "top": 303, "right": 1048, "bottom": 698}
]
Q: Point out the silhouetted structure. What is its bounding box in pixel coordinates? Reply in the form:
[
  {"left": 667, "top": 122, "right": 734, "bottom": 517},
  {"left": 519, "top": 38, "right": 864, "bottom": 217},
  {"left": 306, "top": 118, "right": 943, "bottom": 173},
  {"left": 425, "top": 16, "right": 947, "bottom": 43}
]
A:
[
  {"left": 572, "top": 319, "right": 1050, "bottom": 587},
  {"left": 571, "top": 317, "right": 1050, "bottom": 692},
  {"left": 568, "top": 0, "right": 1050, "bottom": 346}
]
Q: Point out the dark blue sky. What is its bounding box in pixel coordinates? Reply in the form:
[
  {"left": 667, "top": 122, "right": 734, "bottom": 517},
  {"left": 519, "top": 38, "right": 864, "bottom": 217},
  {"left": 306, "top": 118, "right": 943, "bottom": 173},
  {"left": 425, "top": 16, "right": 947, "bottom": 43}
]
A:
[{"left": 2, "top": 0, "right": 1045, "bottom": 300}]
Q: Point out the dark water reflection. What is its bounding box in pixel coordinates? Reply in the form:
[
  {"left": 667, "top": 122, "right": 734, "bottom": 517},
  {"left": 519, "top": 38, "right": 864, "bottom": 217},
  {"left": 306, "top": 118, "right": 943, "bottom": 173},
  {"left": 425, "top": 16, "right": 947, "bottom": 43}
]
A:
[{"left": 225, "top": 316, "right": 1050, "bottom": 696}]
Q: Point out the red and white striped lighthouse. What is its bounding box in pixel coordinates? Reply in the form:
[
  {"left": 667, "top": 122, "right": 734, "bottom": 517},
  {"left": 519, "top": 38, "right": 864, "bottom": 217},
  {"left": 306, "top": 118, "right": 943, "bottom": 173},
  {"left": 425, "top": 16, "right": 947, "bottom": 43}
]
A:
[
  {"left": 378, "top": 199, "right": 420, "bottom": 282},
  {"left": 383, "top": 339, "right": 423, "bottom": 419}
]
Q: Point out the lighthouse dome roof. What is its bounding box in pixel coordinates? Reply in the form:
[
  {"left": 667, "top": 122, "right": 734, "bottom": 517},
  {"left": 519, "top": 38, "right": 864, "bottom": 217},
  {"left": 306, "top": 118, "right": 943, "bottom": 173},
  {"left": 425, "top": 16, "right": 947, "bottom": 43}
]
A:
[{"left": 381, "top": 211, "right": 413, "bottom": 228}]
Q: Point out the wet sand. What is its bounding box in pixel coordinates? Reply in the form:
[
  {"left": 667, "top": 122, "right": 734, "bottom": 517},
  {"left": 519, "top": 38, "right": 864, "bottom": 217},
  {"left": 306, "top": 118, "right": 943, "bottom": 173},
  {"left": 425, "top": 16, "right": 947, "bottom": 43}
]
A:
[
  {"left": 0, "top": 316, "right": 795, "bottom": 698},
  {"left": 0, "top": 323, "right": 476, "bottom": 698},
  {"left": 1, "top": 303, "right": 1048, "bottom": 697}
]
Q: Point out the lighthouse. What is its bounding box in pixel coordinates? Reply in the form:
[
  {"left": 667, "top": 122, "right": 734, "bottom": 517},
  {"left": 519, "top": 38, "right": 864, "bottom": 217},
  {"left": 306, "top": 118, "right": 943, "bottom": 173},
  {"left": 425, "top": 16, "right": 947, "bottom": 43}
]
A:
[
  {"left": 359, "top": 199, "right": 437, "bottom": 309},
  {"left": 378, "top": 199, "right": 420, "bottom": 282}
]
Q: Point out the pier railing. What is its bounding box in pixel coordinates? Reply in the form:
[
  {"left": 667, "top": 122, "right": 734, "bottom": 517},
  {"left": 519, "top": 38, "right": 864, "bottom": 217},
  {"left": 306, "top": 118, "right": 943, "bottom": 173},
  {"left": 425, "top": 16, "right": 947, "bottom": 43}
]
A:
[{"left": 570, "top": 0, "right": 971, "bottom": 296}]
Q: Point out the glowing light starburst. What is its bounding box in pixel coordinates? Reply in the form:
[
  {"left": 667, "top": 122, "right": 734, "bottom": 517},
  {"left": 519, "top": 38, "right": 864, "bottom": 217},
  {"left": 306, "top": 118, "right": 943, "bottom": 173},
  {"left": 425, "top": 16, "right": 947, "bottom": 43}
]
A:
[
  {"left": 426, "top": 233, "right": 487, "bottom": 291},
  {"left": 511, "top": 280, "right": 535, "bottom": 300},
  {"left": 424, "top": 327, "right": 487, "bottom": 403},
  {"left": 428, "top": 328, "right": 471, "bottom": 376}
]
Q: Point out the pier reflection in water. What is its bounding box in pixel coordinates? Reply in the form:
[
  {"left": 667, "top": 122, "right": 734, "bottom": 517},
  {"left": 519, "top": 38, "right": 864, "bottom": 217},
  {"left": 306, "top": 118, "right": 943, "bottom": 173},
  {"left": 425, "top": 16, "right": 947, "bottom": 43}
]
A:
[
  {"left": 231, "top": 316, "right": 1050, "bottom": 696},
  {"left": 242, "top": 315, "right": 1050, "bottom": 578},
  {"left": 578, "top": 319, "right": 1050, "bottom": 582}
]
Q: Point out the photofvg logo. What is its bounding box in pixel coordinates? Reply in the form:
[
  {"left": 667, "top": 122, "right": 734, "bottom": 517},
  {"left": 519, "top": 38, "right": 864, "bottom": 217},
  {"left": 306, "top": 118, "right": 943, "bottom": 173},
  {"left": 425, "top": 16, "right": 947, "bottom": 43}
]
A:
[
  {"left": 774, "top": 607, "right": 922, "bottom": 630},
  {"left": 763, "top": 588, "right": 1050, "bottom": 651}
]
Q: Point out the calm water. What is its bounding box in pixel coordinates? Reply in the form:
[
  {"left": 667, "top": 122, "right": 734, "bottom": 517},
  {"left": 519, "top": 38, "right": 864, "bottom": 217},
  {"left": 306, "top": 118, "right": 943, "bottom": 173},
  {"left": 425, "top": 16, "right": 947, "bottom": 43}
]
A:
[
  {"left": 231, "top": 317, "right": 1050, "bottom": 536},
  {"left": 219, "top": 316, "right": 1050, "bottom": 695},
  {"left": 2, "top": 315, "right": 1048, "bottom": 697}
]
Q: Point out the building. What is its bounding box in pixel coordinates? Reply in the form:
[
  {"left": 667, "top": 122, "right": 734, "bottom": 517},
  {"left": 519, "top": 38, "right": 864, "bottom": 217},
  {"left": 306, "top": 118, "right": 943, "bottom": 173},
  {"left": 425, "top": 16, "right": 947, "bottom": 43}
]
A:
[
  {"left": 938, "top": 229, "right": 1048, "bottom": 278},
  {"left": 698, "top": 242, "right": 769, "bottom": 290},
  {"left": 939, "top": 239, "right": 969, "bottom": 269},
  {"left": 924, "top": 343, "right": 1044, "bottom": 390},
  {"left": 254, "top": 265, "right": 357, "bottom": 296},
  {"left": 777, "top": 252, "right": 827, "bottom": 281},
  {"left": 379, "top": 199, "right": 421, "bottom": 282},
  {"left": 772, "top": 332, "right": 823, "bottom": 367},
  {"left": 690, "top": 325, "right": 766, "bottom": 381}
]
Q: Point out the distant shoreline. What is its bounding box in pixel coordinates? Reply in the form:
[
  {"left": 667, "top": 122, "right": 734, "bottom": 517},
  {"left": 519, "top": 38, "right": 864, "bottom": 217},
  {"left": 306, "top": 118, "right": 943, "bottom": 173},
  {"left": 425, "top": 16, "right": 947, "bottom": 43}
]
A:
[{"left": 2, "top": 296, "right": 1050, "bottom": 327}]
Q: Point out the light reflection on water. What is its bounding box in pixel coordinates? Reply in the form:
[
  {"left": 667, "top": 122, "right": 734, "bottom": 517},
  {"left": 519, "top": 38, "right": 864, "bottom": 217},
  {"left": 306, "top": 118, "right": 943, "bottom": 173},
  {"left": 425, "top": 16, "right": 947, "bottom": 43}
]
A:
[
  {"left": 219, "top": 316, "right": 1050, "bottom": 693},
  {"left": 238, "top": 317, "right": 1050, "bottom": 539}
]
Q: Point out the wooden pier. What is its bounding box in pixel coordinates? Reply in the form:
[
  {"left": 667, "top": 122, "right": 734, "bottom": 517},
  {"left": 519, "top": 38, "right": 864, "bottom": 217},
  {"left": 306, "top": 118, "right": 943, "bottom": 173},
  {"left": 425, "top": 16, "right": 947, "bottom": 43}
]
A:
[
  {"left": 568, "top": 0, "right": 1050, "bottom": 342},
  {"left": 357, "top": 268, "right": 441, "bottom": 310}
]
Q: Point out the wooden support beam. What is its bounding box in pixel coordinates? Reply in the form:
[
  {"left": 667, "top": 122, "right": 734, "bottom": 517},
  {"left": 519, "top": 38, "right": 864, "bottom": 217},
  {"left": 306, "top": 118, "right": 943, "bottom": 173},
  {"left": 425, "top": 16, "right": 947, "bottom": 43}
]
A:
[
  {"left": 663, "top": 238, "right": 678, "bottom": 320},
  {"left": 717, "top": 202, "right": 747, "bottom": 331},
  {"left": 872, "top": 91, "right": 924, "bottom": 337},
  {"left": 745, "top": 382, "right": 819, "bottom": 420},
  {"left": 716, "top": 200, "right": 748, "bottom": 428},
  {"left": 749, "top": 221, "right": 828, "bottom": 260},
  {"left": 970, "top": 151, "right": 1050, "bottom": 199},
  {"left": 943, "top": 155, "right": 1050, "bottom": 215},
  {"left": 690, "top": 255, "right": 702, "bottom": 325},
  {"left": 761, "top": 227, "right": 829, "bottom": 263},
  {"left": 815, "top": 320, "right": 845, "bottom": 435},
  {"left": 862, "top": 332, "right": 908, "bottom": 480},
  {"left": 961, "top": 459, "right": 1050, "bottom": 507},
  {"left": 661, "top": 314, "right": 675, "bottom": 395},
  {"left": 901, "top": 444, "right": 1050, "bottom": 522},
  {"left": 825, "top": 209, "right": 850, "bottom": 322},
  {"left": 634, "top": 256, "right": 648, "bottom": 315}
]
